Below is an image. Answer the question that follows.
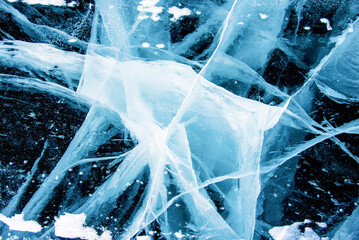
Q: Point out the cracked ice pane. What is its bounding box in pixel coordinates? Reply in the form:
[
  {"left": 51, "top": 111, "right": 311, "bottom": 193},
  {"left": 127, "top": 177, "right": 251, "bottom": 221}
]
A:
[{"left": 0, "top": 0, "right": 358, "bottom": 239}]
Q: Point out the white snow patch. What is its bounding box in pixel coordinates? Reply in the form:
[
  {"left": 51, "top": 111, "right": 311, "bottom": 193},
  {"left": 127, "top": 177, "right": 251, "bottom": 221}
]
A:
[
  {"left": 259, "top": 13, "right": 268, "bottom": 19},
  {"left": 0, "top": 214, "right": 42, "bottom": 233},
  {"left": 269, "top": 222, "right": 320, "bottom": 240},
  {"left": 137, "top": 0, "right": 163, "bottom": 21},
  {"left": 316, "top": 222, "right": 327, "bottom": 228},
  {"left": 67, "top": 1, "right": 76, "bottom": 7},
  {"left": 168, "top": 6, "right": 191, "bottom": 21},
  {"left": 54, "top": 213, "right": 112, "bottom": 240},
  {"left": 320, "top": 18, "right": 333, "bottom": 31},
  {"left": 142, "top": 42, "right": 150, "bottom": 48},
  {"left": 174, "top": 231, "right": 184, "bottom": 238},
  {"left": 155, "top": 44, "right": 165, "bottom": 48},
  {"left": 8, "top": 0, "right": 66, "bottom": 6},
  {"left": 136, "top": 236, "right": 152, "bottom": 240},
  {"left": 139, "top": 0, "right": 159, "bottom": 7}
]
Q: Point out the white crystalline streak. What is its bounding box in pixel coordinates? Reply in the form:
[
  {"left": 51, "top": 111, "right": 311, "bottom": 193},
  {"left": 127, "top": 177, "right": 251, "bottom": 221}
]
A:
[
  {"left": 78, "top": 56, "right": 288, "bottom": 239},
  {"left": 54, "top": 213, "right": 112, "bottom": 240},
  {"left": 333, "top": 206, "right": 359, "bottom": 240},
  {"left": 0, "top": 214, "right": 42, "bottom": 233}
]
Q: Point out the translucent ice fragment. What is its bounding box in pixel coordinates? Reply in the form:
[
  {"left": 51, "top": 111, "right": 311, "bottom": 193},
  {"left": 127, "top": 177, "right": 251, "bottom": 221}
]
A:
[
  {"left": 314, "top": 19, "right": 359, "bottom": 103},
  {"left": 206, "top": 0, "right": 290, "bottom": 71}
]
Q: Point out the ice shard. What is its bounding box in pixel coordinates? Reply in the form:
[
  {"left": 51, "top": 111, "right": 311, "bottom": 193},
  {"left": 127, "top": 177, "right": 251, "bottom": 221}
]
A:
[
  {"left": 0, "top": 0, "right": 358, "bottom": 239},
  {"left": 314, "top": 19, "right": 359, "bottom": 103}
]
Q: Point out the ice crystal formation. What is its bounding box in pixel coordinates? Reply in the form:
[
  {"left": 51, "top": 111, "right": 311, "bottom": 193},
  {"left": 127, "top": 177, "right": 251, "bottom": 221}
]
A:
[{"left": 0, "top": 0, "right": 358, "bottom": 239}]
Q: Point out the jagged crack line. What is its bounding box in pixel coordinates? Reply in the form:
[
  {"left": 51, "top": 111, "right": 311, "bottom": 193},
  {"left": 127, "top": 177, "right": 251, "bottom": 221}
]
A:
[
  {"left": 324, "top": 119, "right": 359, "bottom": 164},
  {"left": 262, "top": 119, "right": 359, "bottom": 171},
  {"left": 126, "top": 1, "right": 241, "bottom": 237},
  {"left": 56, "top": 151, "right": 132, "bottom": 177},
  {"left": 291, "top": 18, "right": 359, "bottom": 99},
  {"left": 2, "top": 139, "right": 49, "bottom": 216}
]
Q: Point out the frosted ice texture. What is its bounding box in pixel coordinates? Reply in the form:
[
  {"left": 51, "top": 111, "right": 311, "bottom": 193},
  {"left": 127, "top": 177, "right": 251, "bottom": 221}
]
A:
[{"left": 0, "top": 0, "right": 358, "bottom": 239}]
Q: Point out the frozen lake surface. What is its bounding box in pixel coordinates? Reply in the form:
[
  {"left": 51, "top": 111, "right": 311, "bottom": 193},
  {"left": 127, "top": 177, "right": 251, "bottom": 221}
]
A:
[{"left": 0, "top": 0, "right": 358, "bottom": 239}]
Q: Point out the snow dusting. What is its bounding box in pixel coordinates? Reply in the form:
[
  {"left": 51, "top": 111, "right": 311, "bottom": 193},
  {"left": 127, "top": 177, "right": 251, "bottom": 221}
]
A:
[
  {"left": 54, "top": 213, "right": 112, "bottom": 240},
  {"left": 167, "top": 6, "right": 191, "bottom": 21},
  {"left": 269, "top": 222, "right": 321, "bottom": 240},
  {"left": 0, "top": 214, "right": 42, "bottom": 233}
]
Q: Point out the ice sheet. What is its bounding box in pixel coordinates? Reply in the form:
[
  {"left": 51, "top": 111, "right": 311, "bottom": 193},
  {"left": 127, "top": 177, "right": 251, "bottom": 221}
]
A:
[{"left": 0, "top": 0, "right": 358, "bottom": 239}]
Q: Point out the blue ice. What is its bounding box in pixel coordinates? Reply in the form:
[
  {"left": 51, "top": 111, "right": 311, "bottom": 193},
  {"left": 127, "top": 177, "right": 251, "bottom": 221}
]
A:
[{"left": 0, "top": 0, "right": 358, "bottom": 239}]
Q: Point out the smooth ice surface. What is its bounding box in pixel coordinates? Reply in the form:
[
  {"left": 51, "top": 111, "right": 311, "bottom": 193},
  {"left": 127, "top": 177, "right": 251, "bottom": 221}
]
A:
[
  {"left": 314, "top": 19, "right": 359, "bottom": 103},
  {"left": 1, "top": 0, "right": 359, "bottom": 239},
  {"left": 78, "top": 57, "right": 287, "bottom": 239}
]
